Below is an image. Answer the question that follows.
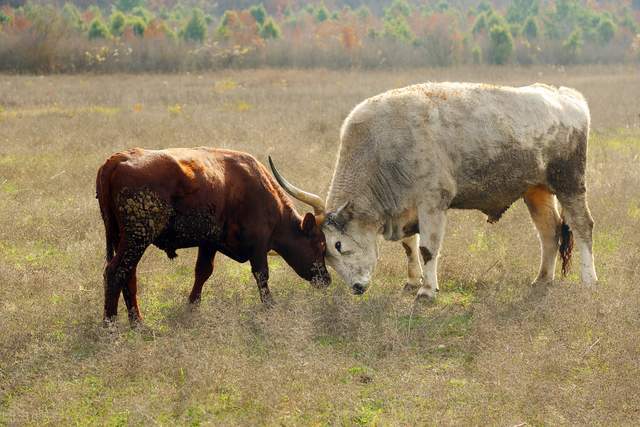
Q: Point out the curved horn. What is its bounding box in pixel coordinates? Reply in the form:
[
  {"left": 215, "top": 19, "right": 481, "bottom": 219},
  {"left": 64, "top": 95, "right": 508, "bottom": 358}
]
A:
[{"left": 268, "top": 156, "right": 326, "bottom": 216}]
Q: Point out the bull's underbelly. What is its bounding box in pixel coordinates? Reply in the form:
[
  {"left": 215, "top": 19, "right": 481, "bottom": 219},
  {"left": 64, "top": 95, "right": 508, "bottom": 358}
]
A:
[
  {"left": 449, "top": 146, "right": 545, "bottom": 221},
  {"left": 387, "top": 154, "right": 545, "bottom": 239},
  {"left": 449, "top": 183, "right": 531, "bottom": 222},
  {"left": 153, "top": 210, "right": 222, "bottom": 257}
]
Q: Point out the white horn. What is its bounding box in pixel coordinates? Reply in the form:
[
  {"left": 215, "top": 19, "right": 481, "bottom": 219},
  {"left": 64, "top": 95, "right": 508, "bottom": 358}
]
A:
[{"left": 268, "top": 156, "right": 326, "bottom": 216}]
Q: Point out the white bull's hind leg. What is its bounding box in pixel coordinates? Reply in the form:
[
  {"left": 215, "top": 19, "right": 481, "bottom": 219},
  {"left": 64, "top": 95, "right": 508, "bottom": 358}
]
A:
[
  {"left": 416, "top": 204, "right": 447, "bottom": 299},
  {"left": 401, "top": 234, "right": 423, "bottom": 291},
  {"left": 524, "top": 186, "right": 562, "bottom": 284},
  {"left": 558, "top": 193, "right": 598, "bottom": 285}
]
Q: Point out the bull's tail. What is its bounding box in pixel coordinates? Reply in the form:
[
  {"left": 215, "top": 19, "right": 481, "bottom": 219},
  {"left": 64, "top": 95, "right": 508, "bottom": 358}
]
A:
[
  {"left": 559, "top": 216, "right": 574, "bottom": 277},
  {"left": 96, "top": 155, "right": 125, "bottom": 263}
]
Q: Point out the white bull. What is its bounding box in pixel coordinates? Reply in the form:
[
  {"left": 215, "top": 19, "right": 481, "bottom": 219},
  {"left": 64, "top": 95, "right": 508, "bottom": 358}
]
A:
[{"left": 270, "top": 82, "right": 598, "bottom": 298}]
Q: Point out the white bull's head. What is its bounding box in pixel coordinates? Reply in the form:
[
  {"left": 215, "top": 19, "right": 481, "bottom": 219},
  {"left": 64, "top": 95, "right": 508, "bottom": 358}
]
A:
[{"left": 269, "top": 157, "right": 378, "bottom": 294}]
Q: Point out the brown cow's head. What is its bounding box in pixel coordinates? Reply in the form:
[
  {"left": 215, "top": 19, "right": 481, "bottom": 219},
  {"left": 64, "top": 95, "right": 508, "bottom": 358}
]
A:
[{"left": 290, "top": 212, "right": 331, "bottom": 288}]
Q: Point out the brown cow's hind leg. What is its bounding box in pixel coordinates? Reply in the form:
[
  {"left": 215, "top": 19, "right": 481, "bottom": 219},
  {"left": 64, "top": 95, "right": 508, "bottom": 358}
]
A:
[
  {"left": 103, "top": 242, "right": 146, "bottom": 324},
  {"left": 122, "top": 266, "right": 142, "bottom": 324},
  {"left": 189, "top": 245, "right": 216, "bottom": 304}
]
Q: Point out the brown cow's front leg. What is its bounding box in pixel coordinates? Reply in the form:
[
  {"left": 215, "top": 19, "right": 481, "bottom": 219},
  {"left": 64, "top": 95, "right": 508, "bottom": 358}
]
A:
[
  {"left": 250, "top": 254, "right": 273, "bottom": 306},
  {"left": 189, "top": 245, "right": 216, "bottom": 304},
  {"left": 121, "top": 266, "right": 142, "bottom": 325}
]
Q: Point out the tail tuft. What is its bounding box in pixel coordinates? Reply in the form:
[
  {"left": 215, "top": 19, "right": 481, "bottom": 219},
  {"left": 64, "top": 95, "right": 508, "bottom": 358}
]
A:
[
  {"left": 96, "top": 157, "right": 123, "bottom": 264},
  {"left": 559, "top": 220, "right": 574, "bottom": 277}
]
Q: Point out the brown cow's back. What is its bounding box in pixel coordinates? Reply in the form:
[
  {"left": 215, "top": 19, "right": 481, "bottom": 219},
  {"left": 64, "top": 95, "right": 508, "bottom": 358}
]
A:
[{"left": 100, "top": 147, "right": 287, "bottom": 262}]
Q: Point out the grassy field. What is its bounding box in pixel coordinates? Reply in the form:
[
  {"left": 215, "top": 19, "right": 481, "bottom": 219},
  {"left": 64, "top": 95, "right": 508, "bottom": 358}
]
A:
[{"left": 1, "top": 65, "right": 640, "bottom": 425}]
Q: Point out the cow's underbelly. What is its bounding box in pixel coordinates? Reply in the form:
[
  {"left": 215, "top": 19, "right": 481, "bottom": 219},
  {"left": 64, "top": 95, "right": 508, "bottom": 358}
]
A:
[
  {"left": 153, "top": 210, "right": 222, "bottom": 257},
  {"left": 449, "top": 146, "right": 545, "bottom": 222},
  {"left": 450, "top": 184, "right": 530, "bottom": 222}
]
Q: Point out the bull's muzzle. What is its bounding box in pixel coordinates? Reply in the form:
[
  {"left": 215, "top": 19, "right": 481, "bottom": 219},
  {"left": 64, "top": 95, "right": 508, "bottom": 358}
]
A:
[
  {"left": 352, "top": 283, "right": 367, "bottom": 295},
  {"left": 312, "top": 271, "right": 331, "bottom": 288}
]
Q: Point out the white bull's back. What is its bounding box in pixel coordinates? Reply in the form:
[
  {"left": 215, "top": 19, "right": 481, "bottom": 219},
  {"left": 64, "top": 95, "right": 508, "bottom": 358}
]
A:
[{"left": 328, "top": 82, "right": 590, "bottom": 222}]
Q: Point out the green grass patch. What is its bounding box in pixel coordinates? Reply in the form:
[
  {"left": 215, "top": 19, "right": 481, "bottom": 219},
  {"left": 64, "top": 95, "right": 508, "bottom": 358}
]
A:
[
  {"left": 592, "top": 129, "right": 640, "bottom": 152},
  {"left": 593, "top": 230, "right": 621, "bottom": 254},
  {"left": 438, "top": 279, "right": 475, "bottom": 307},
  {"left": 352, "top": 399, "right": 384, "bottom": 426},
  {"left": 628, "top": 200, "right": 640, "bottom": 220},
  {"left": 0, "top": 239, "right": 70, "bottom": 270},
  {"left": 0, "top": 179, "right": 18, "bottom": 195}
]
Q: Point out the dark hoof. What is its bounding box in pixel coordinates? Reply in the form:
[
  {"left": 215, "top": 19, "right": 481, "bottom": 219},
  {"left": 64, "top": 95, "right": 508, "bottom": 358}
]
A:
[
  {"left": 102, "top": 316, "right": 118, "bottom": 328},
  {"left": 128, "top": 318, "right": 144, "bottom": 329},
  {"left": 261, "top": 294, "right": 275, "bottom": 308},
  {"left": 414, "top": 287, "right": 438, "bottom": 303},
  {"left": 403, "top": 282, "right": 420, "bottom": 292}
]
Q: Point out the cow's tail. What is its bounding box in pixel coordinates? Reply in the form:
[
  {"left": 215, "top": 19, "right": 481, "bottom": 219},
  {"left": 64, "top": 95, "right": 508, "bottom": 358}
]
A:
[
  {"left": 559, "top": 208, "right": 574, "bottom": 277},
  {"left": 96, "top": 155, "right": 123, "bottom": 263}
]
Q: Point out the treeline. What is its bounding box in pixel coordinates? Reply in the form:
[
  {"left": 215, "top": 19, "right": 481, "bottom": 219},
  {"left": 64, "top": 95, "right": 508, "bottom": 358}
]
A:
[{"left": 1, "top": 0, "right": 639, "bottom": 73}]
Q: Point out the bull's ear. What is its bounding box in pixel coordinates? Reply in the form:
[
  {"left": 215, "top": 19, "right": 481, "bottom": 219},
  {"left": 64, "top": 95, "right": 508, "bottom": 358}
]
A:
[
  {"left": 335, "top": 201, "right": 354, "bottom": 223},
  {"left": 302, "top": 212, "right": 317, "bottom": 236}
]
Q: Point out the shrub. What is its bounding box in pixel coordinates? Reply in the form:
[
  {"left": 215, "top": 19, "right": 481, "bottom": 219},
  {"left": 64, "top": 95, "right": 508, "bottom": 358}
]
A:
[
  {"left": 472, "top": 45, "right": 482, "bottom": 64},
  {"left": 487, "top": 11, "right": 507, "bottom": 30},
  {"left": 477, "top": 1, "right": 492, "bottom": 14},
  {"left": 597, "top": 18, "right": 616, "bottom": 44},
  {"left": 506, "top": 0, "right": 539, "bottom": 24},
  {"left": 562, "top": 28, "right": 582, "bottom": 62},
  {"left": 384, "top": 15, "right": 413, "bottom": 42},
  {"left": 128, "top": 16, "right": 146, "bottom": 37},
  {"left": 61, "top": 3, "right": 82, "bottom": 30},
  {"left": 182, "top": 8, "right": 207, "bottom": 43},
  {"left": 472, "top": 13, "right": 487, "bottom": 34},
  {"left": 315, "top": 5, "right": 329, "bottom": 22},
  {"left": 110, "top": 11, "right": 126, "bottom": 36},
  {"left": 488, "top": 24, "right": 513, "bottom": 64},
  {"left": 435, "top": 1, "right": 449, "bottom": 12},
  {"left": 130, "top": 6, "right": 153, "bottom": 23},
  {"left": 88, "top": 18, "right": 110, "bottom": 40},
  {"left": 249, "top": 4, "right": 266, "bottom": 25},
  {"left": 160, "top": 22, "right": 177, "bottom": 41},
  {"left": 386, "top": 0, "right": 411, "bottom": 18},
  {"left": 356, "top": 5, "right": 371, "bottom": 20},
  {"left": 116, "top": 0, "right": 145, "bottom": 13},
  {"left": 216, "top": 10, "right": 235, "bottom": 39},
  {"left": 260, "top": 17, "right": 281, "bottom": 40},
  {"left": 523, "top": 16, "right": 538, "bottom": 40}
]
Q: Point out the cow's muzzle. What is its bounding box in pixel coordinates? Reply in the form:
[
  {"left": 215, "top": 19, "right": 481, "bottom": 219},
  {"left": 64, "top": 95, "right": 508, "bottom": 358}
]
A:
[
  {"left": 352, "top": 283, "right": 367, "bottom": 295},
  {"left": 311, "top": 271, "right": 331, "bottom": 288}
]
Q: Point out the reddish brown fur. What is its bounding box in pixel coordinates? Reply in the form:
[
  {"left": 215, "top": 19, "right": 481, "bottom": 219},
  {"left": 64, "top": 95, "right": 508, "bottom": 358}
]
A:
[{"left": 96, "top": 147, "right": 330, "bottom": 324}]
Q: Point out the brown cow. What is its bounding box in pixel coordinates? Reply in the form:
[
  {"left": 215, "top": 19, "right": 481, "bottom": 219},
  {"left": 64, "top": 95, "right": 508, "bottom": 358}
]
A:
[{"left": 96, "top": 147, "right": 331, "bottom": 324}]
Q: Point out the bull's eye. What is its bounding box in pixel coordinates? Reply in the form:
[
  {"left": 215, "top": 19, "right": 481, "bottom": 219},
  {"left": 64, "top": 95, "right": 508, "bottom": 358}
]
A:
[{"left": 335, "top": 241, "right": 342, "bottom": 253}]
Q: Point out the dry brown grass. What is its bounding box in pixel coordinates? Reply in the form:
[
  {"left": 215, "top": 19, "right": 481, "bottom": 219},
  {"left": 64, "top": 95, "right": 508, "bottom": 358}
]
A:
[{"left": 1, "top": 65, "right": 640, "bottom": 425}]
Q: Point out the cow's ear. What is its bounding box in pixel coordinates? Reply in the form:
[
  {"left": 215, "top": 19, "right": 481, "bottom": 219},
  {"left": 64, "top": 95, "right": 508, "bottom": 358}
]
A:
[
  {"left": 302, "top": 212, "right": 317, "bottom": 236},
  {"left": 335, "top": 201, "right": 354, "bottom": 224}
]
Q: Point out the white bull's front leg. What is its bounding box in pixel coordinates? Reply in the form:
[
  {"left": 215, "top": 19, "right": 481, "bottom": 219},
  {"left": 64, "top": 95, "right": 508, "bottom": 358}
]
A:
[
  {"left": 416, "top": 204, "right": 447, "bottom": 299},
  {"left": 401, "top": 234, "right": 423, "bottom": 291}
]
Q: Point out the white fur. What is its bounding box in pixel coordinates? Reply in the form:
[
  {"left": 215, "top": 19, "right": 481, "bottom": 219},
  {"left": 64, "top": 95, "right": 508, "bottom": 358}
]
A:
[{"left": 322, "top": 82, "right": 596, "bottom": 294}]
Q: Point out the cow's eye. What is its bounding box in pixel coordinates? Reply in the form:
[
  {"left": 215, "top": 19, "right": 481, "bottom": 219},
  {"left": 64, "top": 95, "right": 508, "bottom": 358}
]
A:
[{"left": 335, "top": 241, "right": 342, "bottom": 253}]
